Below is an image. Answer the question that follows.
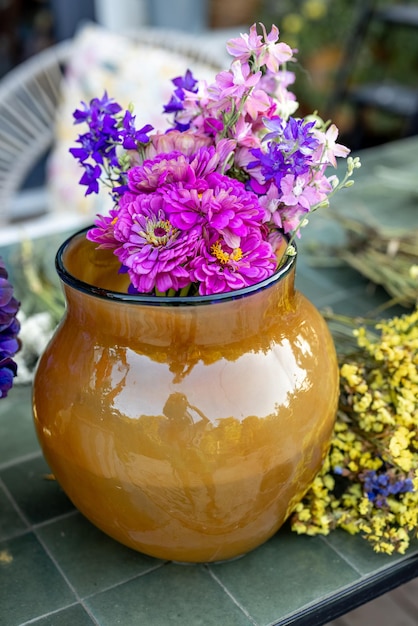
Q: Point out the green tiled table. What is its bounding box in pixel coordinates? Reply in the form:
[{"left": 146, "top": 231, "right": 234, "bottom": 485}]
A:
[{"left": 1, "top": 137, "right": 417, "bottom": 626}]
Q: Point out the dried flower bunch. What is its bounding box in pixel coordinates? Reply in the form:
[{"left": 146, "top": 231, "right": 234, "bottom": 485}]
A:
[
  {"left": 0, "top": 258, "right": 20, "bottom": 398},
  {"left": 291, "top": 308, "right": 418, "bottom": 554},
  {"left": 332, "top": 216, "right": 418, "bottom": 309},
  {"left": 70, "top": 23, "right": 359, "bottom": 297}
]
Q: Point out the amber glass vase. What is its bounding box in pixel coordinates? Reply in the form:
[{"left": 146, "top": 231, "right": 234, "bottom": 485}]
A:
[{"left": 32, "top": 228, "right": 339, "bottom": 563}]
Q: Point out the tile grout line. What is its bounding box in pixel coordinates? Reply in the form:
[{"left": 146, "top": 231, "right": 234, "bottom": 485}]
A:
[
  {"left": 82, "top": 561, "right": 169, "bottom": 601},
  {"left": 318, "top": 536, "right": 364, "bottom": 576},
  {"left": 206, "top": 565, "right": 260, "bottom": 626},
  {"left": 33, "top": 528, "right": 101, "bottom": 625},
  {"left": 0, "top": 475, "right": 31, "bottom": 531},
  {"left": 0, "top": 450, "right": 43, "bottom": 472},
  {"left": 19, "top": 602, "right": 88, "bottom": 626},
  {"left": 32, "top": 508, "right": 79, "bottom": 530},
  {"left": 0, "top": 473, "right": 80, "bottom": 544},
  {"left": 35, "top": 513, "right": 168, "bottom": 604},
  {"left": 319, "top": 534, "right": 403, "bottom": 579}
]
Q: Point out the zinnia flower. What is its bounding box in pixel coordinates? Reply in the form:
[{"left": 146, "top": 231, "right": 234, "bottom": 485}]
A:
[
  {"left": 112, "top": 195, "right": 199, "bottom": 294},
  {"left": 190, "top": 232, "right": 276, "bottom": 295}
]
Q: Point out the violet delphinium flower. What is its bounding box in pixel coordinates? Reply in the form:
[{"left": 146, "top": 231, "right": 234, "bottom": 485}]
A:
[
  {"left": 121, "top": 111, "right": 153, "bottom": 150},
  {"left": 70, "top": 92, "right": 153, "bottom": 195},
  {"left": 163, "top": 69, "right": 199, "bottom": 130},
  {"left": 249, "top": 117, "right": 320, "bottom": 188},
  {"left": 71, "top": 92, "right": 122, "bottom": 167},
  {"left": 0, "top": 258, "right": 20, "bottom": 398}
]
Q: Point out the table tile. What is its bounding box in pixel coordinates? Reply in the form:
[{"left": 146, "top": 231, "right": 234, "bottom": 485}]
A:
[
  {"left": 26, "top": 603, "right": 96, "bottom": 626},
  {"left": 322, "top": 529, "right": 418, "bottom": 576},
  {"left": 86, "top": 562, "right": 254, "bottom": 626},
  {"left": 0, "top": 455, "right": 75, "bottom": 525},
  {"left": 0, "top": 481, "right": 28, "bottom": 541},
  {"left": 0, "top": 533, "right": 76, "bottom": 626},
  {"left": 37, "top": 512, "right": 164, "bottom": 598},
  {"left": 0, "top": 385, "right": 40, "bottom": 467},
  {"left": 208, "top": 527, "right": 360, "bottom": 626}
]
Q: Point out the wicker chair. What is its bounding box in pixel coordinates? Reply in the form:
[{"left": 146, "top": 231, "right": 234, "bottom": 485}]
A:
[{"left": 0, "top": 28, "right": 223, "bottom": 225}]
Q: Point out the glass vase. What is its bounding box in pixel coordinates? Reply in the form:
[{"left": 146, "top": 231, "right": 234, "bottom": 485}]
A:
[{"left": 32, "top": 227, "right": 339, "bottom": 562}]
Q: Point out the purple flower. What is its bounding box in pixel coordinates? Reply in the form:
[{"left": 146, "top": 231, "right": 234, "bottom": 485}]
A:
[
  {"left": 79, "top": 163, "right": 102, "bottom": 195},
  {"left": 120, "top": 112, "right": 153, "bottom": 150},
  {"left": 163, "top": 93, "right": 185, "bottom": 115},
  {"left": 0, "top": 258, "right": 20, "bottom": 398},
  {"left": 71, "top": 93, "right": 122, "bottom": 167},
  {"left": 86, "top": 207, "right": 121, "bottom": 248},
  {"left": 172, "top": 69, "right": 199, "bottom": 93},
  {"left": 203, "top": 173, "right": 266, "bottom": 246},
  {"left": 363, "top": 470, "right": 414, "bottom": 508},
  {"left": 73, "top": 92, "right": 122, "bottom": 124},
  {"left": 163, "top": 70, "right": 198, "bottom": 115},
  {"left": 163, "top": 70, "right": 199, "bottom": 129},
  {"left": 70, "top": 92, "right": 153, "bottom": 196},
  {"left": 249, "top": 117, "right": 320, "bottom": 188},
  {"left": 128, "top": 152, "right": 197, "bottom": 193}
]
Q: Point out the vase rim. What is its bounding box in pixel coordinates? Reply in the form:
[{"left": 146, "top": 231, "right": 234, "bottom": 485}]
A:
[{"left": 56, "top": 226, "right": 296, "bottom": 306}]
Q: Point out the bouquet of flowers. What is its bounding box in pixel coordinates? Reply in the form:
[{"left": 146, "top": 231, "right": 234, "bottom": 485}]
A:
[{"left": 70, "top": 23, "right": 359, "bottom": 297}]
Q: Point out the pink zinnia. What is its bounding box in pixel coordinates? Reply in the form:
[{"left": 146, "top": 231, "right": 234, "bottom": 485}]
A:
[
  {"left": 113, "top": 195, "right": 199, "bottom": 293},
  {"left": 190, "top": 232, "right": 276, "bottom": 295}
]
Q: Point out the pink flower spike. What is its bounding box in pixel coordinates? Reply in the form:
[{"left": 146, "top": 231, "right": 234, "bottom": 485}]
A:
[
  {"left": 244, "top": 88, "right": 272, "bottom": 120},
  {"left": 226, "top": 24, "right": 263, "bottom": 61},
  {"left": 280, "top": 174, "right": 320, "bottom": 210},
  {"left": 320, "top": 124, "right": 350, "bottom": 167},
  {"left": 259, "top": 24, "right": 293, "bottom": 73},
  {"left": 215, "top": 61, "right": 261, "bottom": 98}
]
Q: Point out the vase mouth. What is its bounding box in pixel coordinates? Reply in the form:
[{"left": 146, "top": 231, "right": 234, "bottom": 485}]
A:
[{"left": 56, "top": 226, "right": 296, "bottom": 306}]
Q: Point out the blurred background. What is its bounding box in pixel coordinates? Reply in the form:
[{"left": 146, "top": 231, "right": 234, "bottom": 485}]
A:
[{"left": 1, "top": 0, "right": 417, "bottom": 151}]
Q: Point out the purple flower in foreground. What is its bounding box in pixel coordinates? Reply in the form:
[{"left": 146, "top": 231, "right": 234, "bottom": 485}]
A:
[
  {"left": 120, "top": 112, "right": 153, "bottom": 150},
  {"left": 70, "top": 92, "right": 153, "bottom": 195},
  {"left": 249, "top": 117, "right": 320, "bottom": 188},
  {"left": 79, "top": 163, "right": 102, "bottom": 195},
  {"left": 363, "top": 470, "right": 414, "bottom": 508},
  {"left": 172, "top": 69, "right": 199, "bottom": 93},
  {"left": 163, "top": 70, "right": 199, "bottom": 129},
  {"left": 0, "top": 258, "right": 20, "bottom": 398}
]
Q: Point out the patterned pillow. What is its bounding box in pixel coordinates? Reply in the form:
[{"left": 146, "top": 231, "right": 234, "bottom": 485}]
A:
[{"left": 46, "top": 23, "right": 219, "bottom": 220}]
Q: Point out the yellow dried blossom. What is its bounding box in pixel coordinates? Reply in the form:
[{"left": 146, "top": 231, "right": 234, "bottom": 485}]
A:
[{"left": 290, "top": 307, "right": 418, "bottom": 555}]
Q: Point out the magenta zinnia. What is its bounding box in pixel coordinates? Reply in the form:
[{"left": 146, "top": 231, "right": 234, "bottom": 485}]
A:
[{"left": 88, "top": 147, "right": 276, "bottom": 295}]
